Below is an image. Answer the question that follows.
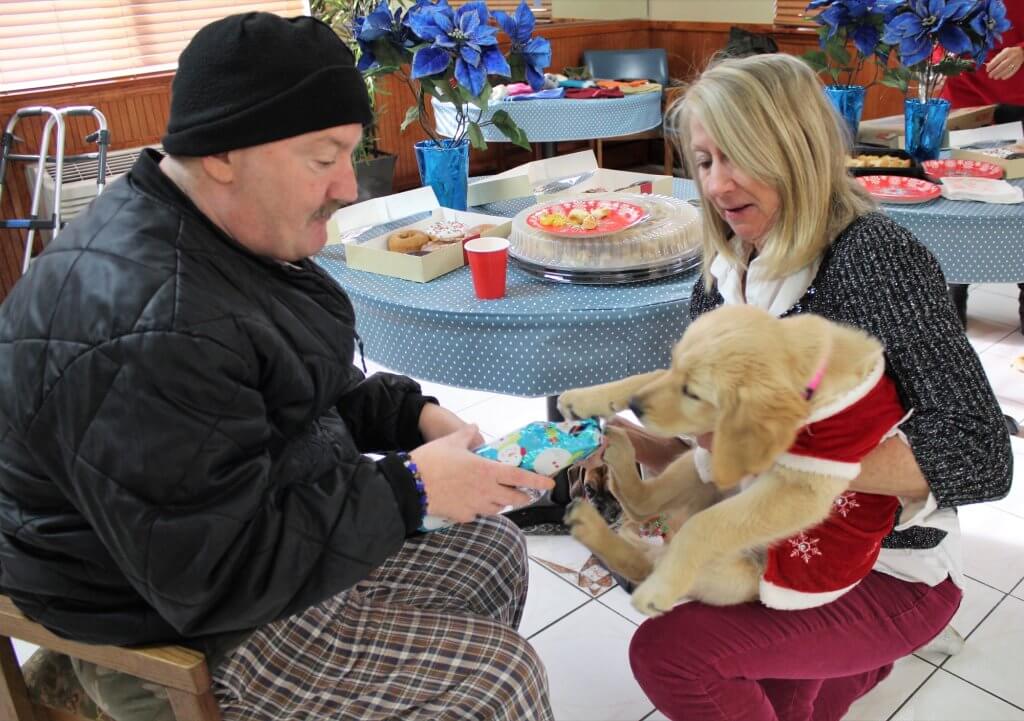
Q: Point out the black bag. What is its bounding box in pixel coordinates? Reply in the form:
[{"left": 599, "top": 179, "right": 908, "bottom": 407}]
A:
[{"left": 722, "top": 26, "right": 779, "bottom": 58}]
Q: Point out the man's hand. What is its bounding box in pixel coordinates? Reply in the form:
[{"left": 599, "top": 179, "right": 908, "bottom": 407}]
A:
[
  {"left": 410, "top": 425, "right": 555, "bottom": 522},
  {"left": 418, "top": 402, "right": 484, "bottom": 447},
  {"left": 987, "top": 46, "right": 1024, "bottom": 81}
]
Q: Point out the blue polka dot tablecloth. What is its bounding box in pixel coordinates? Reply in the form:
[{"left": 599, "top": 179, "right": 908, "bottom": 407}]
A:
[
  {"left": 672, "top": 177, "right": 1024, "bottom": 284},
  {"left": 431, "top": 92, "right": 662, "bottom": 143},
  {"left": 316, "top": 173, "right": 1024, "bottom": 395},
  {"left": 315, "top": 203, "right": 696, "bottom": 397}
]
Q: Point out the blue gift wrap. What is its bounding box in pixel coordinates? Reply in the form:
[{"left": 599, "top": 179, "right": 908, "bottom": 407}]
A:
[{"left": 475, "top": 418, "right": 603, "bottom": 475}]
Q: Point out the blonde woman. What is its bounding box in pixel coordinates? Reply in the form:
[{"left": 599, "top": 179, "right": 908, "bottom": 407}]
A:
[{"left": 618, "top": 54, "right": 1011, "bottom": 721}]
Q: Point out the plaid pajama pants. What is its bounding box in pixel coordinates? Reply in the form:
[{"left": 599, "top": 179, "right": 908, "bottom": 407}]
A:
[
  {"left": 213, "top": 515, "right": 554, "bottom": 720},
  {"left": 72, "top": 516, "right": 552, "bottom": 721}
]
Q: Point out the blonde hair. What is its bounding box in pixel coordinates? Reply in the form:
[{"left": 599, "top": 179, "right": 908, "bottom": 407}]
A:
[{"left": 668, "top": 53, "right": 875, "bottom": 281}]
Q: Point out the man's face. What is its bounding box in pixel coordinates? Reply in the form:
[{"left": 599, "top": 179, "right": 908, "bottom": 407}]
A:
[{"left": 224, "top": 124, "right": 362, "bottom": 261}]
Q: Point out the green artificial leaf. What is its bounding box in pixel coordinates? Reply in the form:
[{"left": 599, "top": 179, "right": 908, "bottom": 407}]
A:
[
  {"left": 400, "top": 105, "right": 420, "bottom": 132},
  {"left": 491, "top": 109, "right": 531, "bottom": 150},
  {"left": 802, "top": 50, "right": 829, "bottom": 73},
  {"left": 468, "top": 122, "right": 487, "bottom": 150},
  {"left": 825, "top": 35, "right": 852, "bottom": 67},
  {"left": 935, "top": 56, "right": 976, "bottom": 76},
  {"left": 829, "top": 66, "right": 841, "bottom": 83},
  {"left": 371, "top": 37, "right": 408, "bottom": 69},
  {"left": 363, "top": 64, "right": 400, "bottom": 79},
  {"left": 508, "top": 54, "right": 527, "bottom": 85},
  {"left": 880, "top": 65, "right": 911, "bottom": 92},
  {"left": 472, "top": 82, "right": 491, "bottom": 112}
]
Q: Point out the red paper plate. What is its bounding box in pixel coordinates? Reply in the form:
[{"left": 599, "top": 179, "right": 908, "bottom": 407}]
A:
[
  {"left": 921, "top": 158, "right": 1004, "bottom": 180},
  {"left": 526, "top": 199, "right": 649, "bottom": 237},
  {"left": 856, "top": 175, "right": 942, "bottom": 204}
]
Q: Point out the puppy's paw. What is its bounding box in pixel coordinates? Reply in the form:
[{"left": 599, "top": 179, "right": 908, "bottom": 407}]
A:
[
  {"left": 564, "top": 500, "right": 608, "bottom": 549},
  {"left": 558, "top": 387, "right": 620, "bottom": 421},
  {"left": 631, "top": 576, "right": 684, "bottom": 618},
  {"left": 603, "top": 425, "right": 637, "bottom": 475}
]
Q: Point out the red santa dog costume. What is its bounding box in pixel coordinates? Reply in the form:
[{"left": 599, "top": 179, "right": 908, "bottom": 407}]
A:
[{"left": 696, "top": 359, "right": 907, "bottom": 610}]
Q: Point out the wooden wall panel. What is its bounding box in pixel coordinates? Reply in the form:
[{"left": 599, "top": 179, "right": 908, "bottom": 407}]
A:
[
  {"left": 0, "top": 74, "right": 173, "bottom": 298},
  {"left": 0, "top": 19, "right": 909, "bottom": 301}
]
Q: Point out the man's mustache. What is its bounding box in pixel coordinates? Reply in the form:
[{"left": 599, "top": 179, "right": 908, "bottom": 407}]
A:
[{"left": 311, "top": 200, "right": 347, "bottom": 222}]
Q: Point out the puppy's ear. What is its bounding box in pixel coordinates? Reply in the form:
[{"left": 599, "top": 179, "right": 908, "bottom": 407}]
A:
[{"left": 712, "top": 382, "right": 808, "bottom": 487}]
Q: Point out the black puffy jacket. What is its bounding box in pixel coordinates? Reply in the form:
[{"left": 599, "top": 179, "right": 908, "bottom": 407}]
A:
[{"left": 0, "top": 150, "right": 431, "bottom": 645}]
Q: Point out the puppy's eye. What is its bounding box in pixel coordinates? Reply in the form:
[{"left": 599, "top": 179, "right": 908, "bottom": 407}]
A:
[{"left": 682, "top": 384, "right": 701, "bottom": 401}]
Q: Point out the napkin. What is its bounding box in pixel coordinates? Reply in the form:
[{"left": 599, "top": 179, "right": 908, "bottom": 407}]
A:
[
  {"left": 505, "top": 82, "right": 535, "bottom": 96},
  {"left": 939, "top": 177, "right": 1024, "bottom": 204},
  {"left": 505, "top": 87, "right": 566, "bottom": 101}
]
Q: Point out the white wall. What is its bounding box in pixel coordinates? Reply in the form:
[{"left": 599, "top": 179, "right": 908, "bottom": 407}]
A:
[{"left": 552, "top": 0, "right": 773, "bottom": 23}]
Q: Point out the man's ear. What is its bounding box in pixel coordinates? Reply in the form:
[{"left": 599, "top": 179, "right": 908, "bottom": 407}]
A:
[
  {"left": 711, "top": 381, "right": 808, "bottom": 488},
  {"left": 199, "top": 152, "right": 234, "bottom": 184}
]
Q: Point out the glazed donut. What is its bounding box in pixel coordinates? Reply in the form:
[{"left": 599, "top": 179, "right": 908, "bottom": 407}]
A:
[
  {"left": 465, "top": 223, "right": 496, "bottom": 239},
  {"left": 387, "top": 228, "right": 430, "bottom": 253}
]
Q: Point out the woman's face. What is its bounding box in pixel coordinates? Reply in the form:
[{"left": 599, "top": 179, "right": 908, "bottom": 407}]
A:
[{"left": 690, "top": 117, "right": 780, "bottom": 250}]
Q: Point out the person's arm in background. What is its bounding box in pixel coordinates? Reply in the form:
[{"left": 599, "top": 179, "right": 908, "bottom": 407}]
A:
[{"left": 830, "top": 220, "right": 1012, "bottom": 508}]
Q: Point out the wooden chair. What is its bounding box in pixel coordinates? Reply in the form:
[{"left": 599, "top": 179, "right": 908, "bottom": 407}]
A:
[
  {"left": 583, "top": 48, "right": 681, "bottom": 174},
  {"left": 0, "top": 595, "right": 221, "bottom": 721}
]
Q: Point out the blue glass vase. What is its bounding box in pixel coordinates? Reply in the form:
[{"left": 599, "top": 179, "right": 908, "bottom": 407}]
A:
[
  {"left": 414, "top": 139, "right": 470, "bottom": 211},
  {"left": 904, "top": 98, "right": 950, "bottom": 162},
  {"left": 824, "top": 85, "right": 865, "bottom": 141}
]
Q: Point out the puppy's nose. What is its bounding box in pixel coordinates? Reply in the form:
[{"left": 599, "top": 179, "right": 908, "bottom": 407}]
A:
[{"left": 628, "top": 398, "right": 645, "bottom": 418}]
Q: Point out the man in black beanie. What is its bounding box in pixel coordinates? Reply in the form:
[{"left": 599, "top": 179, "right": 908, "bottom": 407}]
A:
[{"left": 0, "top": 12, "right": 554, "bottom": 721}]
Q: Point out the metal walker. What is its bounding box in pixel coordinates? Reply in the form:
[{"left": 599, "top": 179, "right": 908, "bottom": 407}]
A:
[{"left": 0, "top": 106, "right": 110, "bottom": 274}]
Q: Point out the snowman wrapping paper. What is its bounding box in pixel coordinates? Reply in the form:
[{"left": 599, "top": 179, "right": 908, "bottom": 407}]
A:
[
  {"left": 419, "top": 418, "right": 604, "bottom": 532},
  {"left": 475, "top": 418, "right": 603, "bottom": 475}
]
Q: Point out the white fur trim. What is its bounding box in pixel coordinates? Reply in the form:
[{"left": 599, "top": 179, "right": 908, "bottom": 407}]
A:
[
  {"left": 806, "top": 358, "right": 885, "bottom": 423},
  {"left": 759, "top": 578, "right": 859, "bottom": 610},
  {"left": 694, "top": 446, "right": 716, "bottom": 484},
  {"left": 774, "top": 452, "right": 861, "bottom": 479}
]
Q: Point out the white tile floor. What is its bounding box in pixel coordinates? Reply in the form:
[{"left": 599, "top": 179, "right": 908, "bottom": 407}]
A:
[
  {"left": 409, "top": 282, "right": 1024, "bottom": 721},
  {"left": 10, "top": 285, "right": 1024, "bottom": 721}
]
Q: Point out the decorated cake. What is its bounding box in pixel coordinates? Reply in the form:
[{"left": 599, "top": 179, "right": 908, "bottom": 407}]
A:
[{"left": 509, "top": 193, "right": 701, "bottom": 273}]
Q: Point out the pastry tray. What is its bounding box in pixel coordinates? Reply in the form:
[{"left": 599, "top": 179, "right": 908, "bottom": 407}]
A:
[{"left": 508, "top": 193, "right": 702, "bottom": 278}]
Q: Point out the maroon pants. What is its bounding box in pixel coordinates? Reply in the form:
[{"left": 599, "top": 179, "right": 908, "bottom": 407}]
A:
[{"left": 629, "top": 572, "right": 961, "bottom": 721}]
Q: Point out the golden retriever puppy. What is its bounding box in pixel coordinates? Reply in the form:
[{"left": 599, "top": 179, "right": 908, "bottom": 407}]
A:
[{"left": 558, "top": 305, "right": 905, "bottom": 616}]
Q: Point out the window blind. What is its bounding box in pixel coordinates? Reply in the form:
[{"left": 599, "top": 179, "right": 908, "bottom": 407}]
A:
[
  {"left": 449, "top": 0, "right": 551, "bottom": 21},
  {"left": 774, "top": 0, "right": 817, "bottom": 27},
  {"left": 0, "top": 1, "right": 308, "bottom": 93}
]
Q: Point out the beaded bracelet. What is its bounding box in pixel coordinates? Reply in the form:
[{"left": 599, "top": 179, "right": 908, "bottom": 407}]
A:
[{"left": 399, "top": 453, "right": 428, "bottom": 523}]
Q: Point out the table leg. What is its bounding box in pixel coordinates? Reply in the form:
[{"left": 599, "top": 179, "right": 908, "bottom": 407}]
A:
[{"left": 539, "top": 142, "right": 558, "bottom": 159}]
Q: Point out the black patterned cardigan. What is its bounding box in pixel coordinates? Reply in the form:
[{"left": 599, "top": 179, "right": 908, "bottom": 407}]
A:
[{"left": 689, "top": 211, "right": 1013, "bottom": 549}]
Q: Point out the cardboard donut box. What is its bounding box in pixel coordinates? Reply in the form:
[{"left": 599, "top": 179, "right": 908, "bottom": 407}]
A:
[{"left": 328, "top": 186, "right": 511, "bottom": 283}]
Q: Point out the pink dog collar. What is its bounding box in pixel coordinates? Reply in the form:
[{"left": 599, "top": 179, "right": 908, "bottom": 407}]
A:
[{"left": 804, "top": 358, "right": 827, "bottom": 400}]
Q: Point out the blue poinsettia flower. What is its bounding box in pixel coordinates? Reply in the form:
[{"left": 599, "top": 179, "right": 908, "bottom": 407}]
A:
[
  {"left": 969, "top": 0, "right": 1011, "bottom": 61},
  {"left": 354, "top": 0, "right": 416, "bottom": 72},
  {"left": 815, "top": 0, "right": 882, "bottom": 56},
  {"left": 407, "top": 1, "right": 510, "bottom": 97},
  {"left": 494, "top": 0, "right": 553, "bottom": 90},
  {"left": 882, "top": 0, "right": 976, "bottom": 66}
]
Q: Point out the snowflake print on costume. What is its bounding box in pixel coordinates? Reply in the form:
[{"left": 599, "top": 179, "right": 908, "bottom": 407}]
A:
[
  {"left": 833, "top": 492, "right": 861, "bottom": 518},
  {"left": 788, "top": 532, "right": 823, "bottom": 563}
]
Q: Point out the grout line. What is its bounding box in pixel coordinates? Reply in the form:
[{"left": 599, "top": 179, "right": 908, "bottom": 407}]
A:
[
  {"left": 930, "top": 666, "right": 1024, "bottom": 715},
  {"left": 595, "top": 598, "right": 642, "bottom": 628},
  {"left": 638, "top": 709, "right": 659, "bottom": 721},
  {"left": 886, "top": 663, "right": 942, "bottom": 721},
  {"left": 526, "top": 598, "right": 593, "bottom": 640}
]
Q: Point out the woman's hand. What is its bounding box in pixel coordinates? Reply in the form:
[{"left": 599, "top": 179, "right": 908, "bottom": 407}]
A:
[
  {"left": 418, "top": 402, "right": 484, "bottom": 447},
  {"left": 987, "top": 46, "right": 1024, "bottom": 81}
]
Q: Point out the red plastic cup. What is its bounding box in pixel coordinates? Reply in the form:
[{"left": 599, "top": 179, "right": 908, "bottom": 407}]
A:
[{"left": 464, "top": 237, "right": 510, "bottom": 300}]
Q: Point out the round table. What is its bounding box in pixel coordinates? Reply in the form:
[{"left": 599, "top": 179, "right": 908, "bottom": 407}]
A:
[
  {"left": 431, "top": 93, "right": 663, "bottom": 158},
  {"left": 316, "top": 199, "right": 696, "bottom": 398},
  {"left": 671, "top": 178, "right": 1024, "bottom": 284}
]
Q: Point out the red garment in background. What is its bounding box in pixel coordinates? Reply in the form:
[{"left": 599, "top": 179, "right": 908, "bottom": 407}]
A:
[{"left": 941, "top": 2, "right": 1024, "bottom": 108}]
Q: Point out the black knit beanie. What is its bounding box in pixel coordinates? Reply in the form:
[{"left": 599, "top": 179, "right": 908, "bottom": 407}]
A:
[{"left": 162, "top": 12, "right": 373, "bottom": 156}]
